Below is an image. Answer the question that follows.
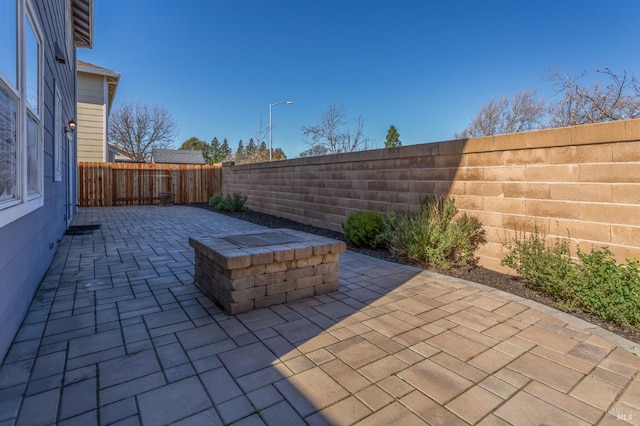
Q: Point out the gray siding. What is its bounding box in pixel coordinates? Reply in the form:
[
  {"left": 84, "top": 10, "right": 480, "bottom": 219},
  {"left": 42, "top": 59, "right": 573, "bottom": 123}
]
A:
[
  {"left": 78, "top": 72, "right": 105, "bottom": 103},
  {"left": 0, "top": 0, "right": 78, "bottom": 362}
]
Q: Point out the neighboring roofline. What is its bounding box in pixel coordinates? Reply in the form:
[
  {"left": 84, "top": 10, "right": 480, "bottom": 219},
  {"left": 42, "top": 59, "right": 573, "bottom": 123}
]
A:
[
  {"left": 71, "top": 0, "right": 93, "bottom": 48},
  {"left": 77, "top": 60, "right": 120, "bottom": 78},
  {"left": 107, "top": 143, "right": 131, "bottom": 156},
  {"left": 77, "top": 60, "right": 120, "bottom": 109},
  {"left": 151, "top": 149, "right": 207, "bottom": 164}
]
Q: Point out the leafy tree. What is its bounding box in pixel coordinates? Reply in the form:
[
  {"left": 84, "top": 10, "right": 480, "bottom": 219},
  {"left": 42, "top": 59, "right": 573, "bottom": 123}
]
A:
[
  {"left": 234, "top": 138, "right": 276, "bottom": 164},
  {"left": 245, "top": 138, "right": 257, "bottom": 162},
  {"left": 108, "top": 102, "right": 178, "bottom": 161},
  {"left": 208, "top": 137, "right": 232, "bottom": 163},
  {"left": 180, "top": 137, "right": 209, "bottom": 162},
  {"left": 219, "top": 138, "right": 232, "bottom": 162},
  {"left": 235, "top": 139, "right": 245, "bottom": 162},
  {"left": 255, "top": 141, "right": 270, "bottom": 163},
  {"left": 385, "top": 125, "right": 402, "bottom": 148},
  {"left": 456, "top": 89, "right": 546, "bottom": 138},
  {"left": 208, "top": 137, "right": 220, "bottom": 163},
  {"left": 271, "top": 147, "right": 287, "bottom": 160},
  {"left": 301, "top": 101, "right": 370, "bottom": 156}
]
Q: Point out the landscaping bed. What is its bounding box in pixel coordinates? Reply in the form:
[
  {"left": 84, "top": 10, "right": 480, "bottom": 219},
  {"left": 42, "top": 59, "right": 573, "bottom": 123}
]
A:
[{"left": 193, "top": 204, "right": 640, "bottom": 345}]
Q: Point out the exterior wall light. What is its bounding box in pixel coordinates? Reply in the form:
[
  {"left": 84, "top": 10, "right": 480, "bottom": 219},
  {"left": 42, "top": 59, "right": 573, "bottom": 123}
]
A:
[{"left": 65, "top": 120, "right": 76, "bottom": 133}]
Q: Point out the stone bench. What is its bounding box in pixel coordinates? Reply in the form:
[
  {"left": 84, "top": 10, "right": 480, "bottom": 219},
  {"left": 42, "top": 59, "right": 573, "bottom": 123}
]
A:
[{"left": 189, "top": 228, "right": 346, "bottom": 315}]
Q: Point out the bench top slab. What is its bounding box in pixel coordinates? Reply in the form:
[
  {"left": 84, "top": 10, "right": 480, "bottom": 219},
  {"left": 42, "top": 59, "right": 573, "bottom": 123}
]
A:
[{"left": 189, "top": 228, "right": 346, "bottom": 270}]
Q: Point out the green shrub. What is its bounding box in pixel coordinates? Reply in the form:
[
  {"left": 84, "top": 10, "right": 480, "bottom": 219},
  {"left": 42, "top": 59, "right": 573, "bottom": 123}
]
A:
[
  {"left": 501, "top": 231, "right": 578, "bottom": 300},
  {"left": 577, "top": 247, "right": 640, "bottom": 327},
  {"left": 209, "top": 194, "right": 223, "bottom": 208},
  {"left": 382, "top": 197, "right": 485, "bottom": 268},
  {"left": 343, "top": 211, "right": 386, "bottom": 249},
  {"left": 208, "top": 192, "right": 248, "bottom": 212},
  {"left": 502, "top": 231, "right": 640, "bottom": 328}
]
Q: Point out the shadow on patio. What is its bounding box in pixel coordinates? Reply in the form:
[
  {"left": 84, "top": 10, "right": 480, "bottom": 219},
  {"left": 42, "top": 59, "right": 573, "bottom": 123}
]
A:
[{"left": 1, "top": 205, "right": 639, "bottom": 425}]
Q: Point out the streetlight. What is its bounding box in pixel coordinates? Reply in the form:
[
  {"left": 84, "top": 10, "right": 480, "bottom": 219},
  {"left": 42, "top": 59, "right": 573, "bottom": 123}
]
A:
[{"left": 269, "top": 101, "right": 293, "bottom": 161}]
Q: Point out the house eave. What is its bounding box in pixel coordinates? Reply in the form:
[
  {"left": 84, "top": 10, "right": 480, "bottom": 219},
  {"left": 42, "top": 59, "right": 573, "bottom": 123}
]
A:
[
  {"left": 71, "top": 0, "right": 93, "bottom": 48},
  {"left": 77, "top": 64, "right": 120, "bottom": 79}
]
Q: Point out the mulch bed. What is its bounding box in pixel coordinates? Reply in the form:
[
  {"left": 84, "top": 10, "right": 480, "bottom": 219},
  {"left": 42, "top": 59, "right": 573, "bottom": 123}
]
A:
[{"left": 191, "top": 204, "right": 640, "bottom": 345}]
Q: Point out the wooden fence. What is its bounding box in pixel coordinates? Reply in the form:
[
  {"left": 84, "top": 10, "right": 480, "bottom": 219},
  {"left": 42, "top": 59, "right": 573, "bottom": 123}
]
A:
[{"left": 78, "top": 162, "right": 222, "bottom": 207}]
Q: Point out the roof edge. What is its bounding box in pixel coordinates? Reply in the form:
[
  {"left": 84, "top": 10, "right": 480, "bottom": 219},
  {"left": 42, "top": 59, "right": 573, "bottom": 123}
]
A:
[
  {"left": 71, "top": 0, "right": 93, "bottom": 48},
  {"left": 77, "top": 61, "right": 120, "bottom": 79}
]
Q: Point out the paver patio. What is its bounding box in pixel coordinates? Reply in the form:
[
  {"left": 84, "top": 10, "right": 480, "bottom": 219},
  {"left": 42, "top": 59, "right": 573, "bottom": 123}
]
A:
[{"left": 1, "top": 205, "right": 639, "bottom": 425}]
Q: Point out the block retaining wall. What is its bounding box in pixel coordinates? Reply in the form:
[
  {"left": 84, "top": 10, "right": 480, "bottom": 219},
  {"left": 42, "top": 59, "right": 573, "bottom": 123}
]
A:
[{"left": 222, "top": 119, "right": 640, "bottom": 273}]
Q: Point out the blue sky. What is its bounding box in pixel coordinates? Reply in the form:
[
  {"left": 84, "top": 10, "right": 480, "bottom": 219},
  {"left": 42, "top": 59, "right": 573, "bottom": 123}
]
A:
[{"left": 79, "top": 1, "right": 640, "bottom": 158}]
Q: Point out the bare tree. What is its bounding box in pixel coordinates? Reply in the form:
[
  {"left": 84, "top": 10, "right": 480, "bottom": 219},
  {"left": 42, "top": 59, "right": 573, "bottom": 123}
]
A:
[
  {"left": 108, "top": 102, "right": 178, "bottom": 162},
  {"left": 548, "top": 67, "right": 640, "bottom": 127},
  {"left": 300, "top": 101, "right": 370, "bottom": 156},
  {"left": 249, "top": 117, "right": 270, "bottom": 163},
  {"left": 456, "top": 89, "right": 546, "bottom": 138}
]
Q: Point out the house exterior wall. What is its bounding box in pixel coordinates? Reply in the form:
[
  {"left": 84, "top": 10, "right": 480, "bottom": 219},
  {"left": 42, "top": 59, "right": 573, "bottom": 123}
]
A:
[
  {"left": 77, "top": 72, "right": 106, "bottom": 162},
  {"left": 222, "top": 119, "right": 640, "bottom": 274},
  {"left": 0, "top": 0, "right": 79, "bottom": 362}
]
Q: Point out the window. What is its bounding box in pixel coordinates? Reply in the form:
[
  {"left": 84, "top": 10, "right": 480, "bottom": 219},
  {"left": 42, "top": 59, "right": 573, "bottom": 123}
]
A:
[
  {"left": 0, "top": 0, "right": 44, "bottom": 227},
  {"left": 0, "top": 0, "right": 17, "bottom": 88},
  {"left": 0, "top": 85, "right": 18, "bottom": 204}
]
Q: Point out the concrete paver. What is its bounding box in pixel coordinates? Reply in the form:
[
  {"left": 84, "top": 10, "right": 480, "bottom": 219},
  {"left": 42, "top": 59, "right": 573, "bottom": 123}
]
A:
[{"left": 1, "top": 205, "right": 639, "bottom": 425}]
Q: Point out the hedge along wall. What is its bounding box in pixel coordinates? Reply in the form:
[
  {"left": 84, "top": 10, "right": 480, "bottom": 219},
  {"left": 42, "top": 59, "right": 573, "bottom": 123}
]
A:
[{"left": 222, "top": 119, "right": 640, "bottom": 273}]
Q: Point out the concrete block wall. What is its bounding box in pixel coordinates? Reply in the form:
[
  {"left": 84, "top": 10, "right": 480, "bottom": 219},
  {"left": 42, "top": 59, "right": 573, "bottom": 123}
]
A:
[{"left": 222, "top": 119, "right": 640, "bottom": 273}]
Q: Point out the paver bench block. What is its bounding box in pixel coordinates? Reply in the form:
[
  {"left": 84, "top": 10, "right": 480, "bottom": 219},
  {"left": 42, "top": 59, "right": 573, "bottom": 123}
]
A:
[
  {"left": 273, "top": 249, "right": 295, "bottom": 262},
  {"left": 323, "top": 253, "right": 340, "bottom": 263},
  {"left": 317, "top": 281, "right": 340, "bottom": 294},
  {"left": 286, "top": 266, "right": 315, "bottom": 281},
  {"left": 189, "top": 229, "right": 346, "bottom": 315},
  {"left": 267, "top": 280, "right": 298, "bottom": 295},
  {"left": 298, "top": 274, "right": 324, "bottom": 289},
  {"left": 294, "top": 246, "right": 314, "bottom": 259},
  {"left": 265, "top": 262, "right": 288, "bottom": 273},
  {"left": 255, "top": 294, "right": 287, "bottom": 309},
  {"left": 287, "top": 287, "right": 315, "bottom": 302},
  {"left": 228, "top": 264, "right": 266, "bottom": 279},
  {"left": 255, "top": 271, "right": 287, "bottom": 287},
  {"left": 295, "top": 255, "right": 324, "bottom": 268},
  {"left": 313, "top": 245, "right": 331, "bottom": 256},
  {"left": 323, "top": 272, "right": 340, "bottom": 283},
  {"left": 315, "top": 262, "right": 339, "bottom": 275}
]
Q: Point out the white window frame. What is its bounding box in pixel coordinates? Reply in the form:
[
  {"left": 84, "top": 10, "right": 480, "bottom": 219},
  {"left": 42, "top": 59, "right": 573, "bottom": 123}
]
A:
[
  {"left": 54, "top": 83, "right": 63, "bottom": 182},
  {"left": 0, "top": 0, "right": 44, "bottom": 229}
]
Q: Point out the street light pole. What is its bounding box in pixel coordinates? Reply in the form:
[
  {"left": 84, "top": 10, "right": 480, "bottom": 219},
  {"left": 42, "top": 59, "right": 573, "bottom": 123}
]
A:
[{"left": 269, "top": 100, "right": 293, "bottom": 161}]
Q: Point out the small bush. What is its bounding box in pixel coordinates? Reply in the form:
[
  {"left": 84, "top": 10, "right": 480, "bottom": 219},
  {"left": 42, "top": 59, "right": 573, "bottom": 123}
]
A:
[
  {"left": 382, "top": 197, "right": 485, "bottom": 269},
  {"left": 208, "top": 192, "right": 248, "bottom": 212},
  {"left": 501, "top": 231, "right": 578, "bottom": 300},
  {"left": 343, "top": 211, "right": 385, "bottom": 249},
  {"left": 502, "top": 231, "right": 640, "bottom": 328},
  {"left": 577, "top": 247, "right": 640, "bottom": 327},
  {"left": 209, "top": 194, "right": 223, "bottom": 208}
]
